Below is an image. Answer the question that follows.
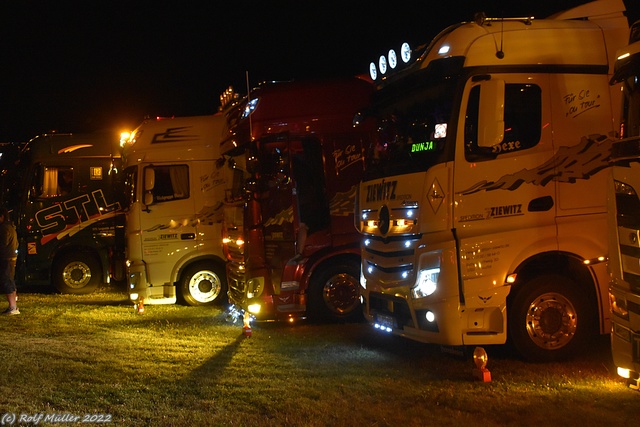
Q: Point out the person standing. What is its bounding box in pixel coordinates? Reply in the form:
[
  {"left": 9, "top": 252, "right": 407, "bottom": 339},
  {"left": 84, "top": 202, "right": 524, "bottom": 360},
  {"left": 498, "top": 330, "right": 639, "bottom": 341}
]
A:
[{"left": 0, "top": 207, "right": 19, "bottom": 315}]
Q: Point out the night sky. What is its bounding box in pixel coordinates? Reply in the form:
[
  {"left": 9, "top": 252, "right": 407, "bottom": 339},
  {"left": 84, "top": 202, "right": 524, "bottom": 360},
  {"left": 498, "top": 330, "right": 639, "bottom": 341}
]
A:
[{"left": 1, "top": 0, "right": 639, "bottom": 141}]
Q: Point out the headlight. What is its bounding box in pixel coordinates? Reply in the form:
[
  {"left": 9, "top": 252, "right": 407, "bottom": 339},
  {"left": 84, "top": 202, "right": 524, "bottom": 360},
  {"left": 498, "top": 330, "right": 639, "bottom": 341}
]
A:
[
  {"left": 412, "top": 268, "right": 439, "bottom": 299},
  {"left": 617, "top": 367, "right": 631, "bottom": 379}
]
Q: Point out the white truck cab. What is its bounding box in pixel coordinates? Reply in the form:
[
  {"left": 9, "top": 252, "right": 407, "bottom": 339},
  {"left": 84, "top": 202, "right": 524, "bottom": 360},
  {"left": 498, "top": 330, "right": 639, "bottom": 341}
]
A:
[
  {"left": 608, "top": 18, "right": 640, "bottom": 389},
  {"left": 122, "top": 114, "right": 227, "bottom": 306},
  {"left": 357, "top": 0, "right": 628, "bottom": 361}
]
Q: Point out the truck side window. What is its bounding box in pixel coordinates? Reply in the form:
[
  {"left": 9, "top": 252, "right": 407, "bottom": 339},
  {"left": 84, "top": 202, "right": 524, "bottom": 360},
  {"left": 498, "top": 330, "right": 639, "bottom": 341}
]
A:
[
  {"left": 621, "top": 73, "right": 640, "bottom": 138},
  {"left": 35, "top": 166, "right": 74, "bottom": 198},
  {"left": 292, "top": 138, "right": 330, "bottom": 235},
  {"left": 151, "top": 165, "right": 189, "bottom": 202},
  {"left": 229, "top": 167, "right": 245, "bottom": 201},
  {"left": 465, "top": 83, "right": 542, "bottom": 161}
]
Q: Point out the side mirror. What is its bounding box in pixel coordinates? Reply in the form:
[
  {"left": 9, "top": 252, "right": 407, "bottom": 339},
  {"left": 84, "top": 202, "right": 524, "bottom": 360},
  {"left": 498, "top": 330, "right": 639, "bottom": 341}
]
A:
[
  {"left": 246, "top": 154, "right": 259, "bottom": 175},
  {"left": 246, "top": 179, "right": 259, "bottom": 193},
  {"left": 227, "top": 158, "right": 236, "bottom": 170},
  {"left": 215, "top": 157, "right": 226, "bottom": 169},
  {"left": 353, "top": 111, "right": 364, "bottom": 127},
  {"left": 144, "top": 168, "right": 155, "bottom": 191},
  {"left": 143, "top": 167, "right": 155, "bottom": 209},
  {"left": 478, "top": 79, "right": 505, "bottom": 148}
]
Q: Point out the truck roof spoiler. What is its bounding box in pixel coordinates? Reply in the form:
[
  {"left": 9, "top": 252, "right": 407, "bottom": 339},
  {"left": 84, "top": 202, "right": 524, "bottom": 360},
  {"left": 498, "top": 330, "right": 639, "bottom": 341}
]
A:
[{"left": 547, "top": 0, "right": 626, "bottom": 21}]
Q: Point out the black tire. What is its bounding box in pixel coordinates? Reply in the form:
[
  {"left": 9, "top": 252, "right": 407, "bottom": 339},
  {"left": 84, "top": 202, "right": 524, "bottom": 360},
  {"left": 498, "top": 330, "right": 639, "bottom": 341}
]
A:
[
  {"left": 308, "top": 261, "right": 362, "bottom": 322},
  {"left": 508, "top": 274, "right": 595, "bottom": 362},
  {"left": 179, "top": 261, "right": 227, "bottom": 306},
  {"left": 52, "top": 252, "right": 101, "bottom": 294}
]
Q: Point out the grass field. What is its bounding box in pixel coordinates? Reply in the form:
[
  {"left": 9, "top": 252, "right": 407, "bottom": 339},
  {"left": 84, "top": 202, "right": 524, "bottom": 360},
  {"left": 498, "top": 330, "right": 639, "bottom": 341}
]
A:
[{"left": 0, "top": 288, "right": 637, "bottom": 426}]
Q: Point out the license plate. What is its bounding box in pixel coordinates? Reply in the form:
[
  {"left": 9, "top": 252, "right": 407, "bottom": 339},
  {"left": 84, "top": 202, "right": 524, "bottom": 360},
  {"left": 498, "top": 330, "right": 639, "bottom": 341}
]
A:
[{"left": 375, "top": 313, "right": 396, "bottom": 330}]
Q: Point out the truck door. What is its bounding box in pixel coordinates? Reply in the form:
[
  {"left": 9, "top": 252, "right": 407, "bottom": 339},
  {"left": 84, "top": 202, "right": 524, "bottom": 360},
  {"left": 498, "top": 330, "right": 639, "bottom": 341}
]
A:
[
  {"left": 290, "top": 137, "right": 330, "bottom": 252},
  {"left": 254, "top": 139, "right": 298, "bottom": 269},
  {"left": 138, "top": 163, "right": 197, "bottom": 287},
  {"left": 453, "top": 74, "right": 555, "bottom": 305}
]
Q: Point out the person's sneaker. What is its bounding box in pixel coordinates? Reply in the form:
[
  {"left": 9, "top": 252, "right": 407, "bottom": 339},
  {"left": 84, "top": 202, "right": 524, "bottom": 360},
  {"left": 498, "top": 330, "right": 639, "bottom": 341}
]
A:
[{"left": 1, "top": 307, "right": 19, "bottom": 315}]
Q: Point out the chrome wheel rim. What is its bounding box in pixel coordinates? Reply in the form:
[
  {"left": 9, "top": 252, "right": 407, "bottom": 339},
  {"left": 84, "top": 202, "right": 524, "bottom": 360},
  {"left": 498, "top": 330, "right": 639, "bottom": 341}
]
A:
[
  {"left": 62, "top": 261, "right": 92, "bottom": 289},
  {"left": 322, "top": 273, "right": 359, "bottom": 315},
  {"left": 525, "top": 292, "right": 578, "bottom": 350},
  {"left": 188, "top": 270, "right": 221, "bottom": 303}
]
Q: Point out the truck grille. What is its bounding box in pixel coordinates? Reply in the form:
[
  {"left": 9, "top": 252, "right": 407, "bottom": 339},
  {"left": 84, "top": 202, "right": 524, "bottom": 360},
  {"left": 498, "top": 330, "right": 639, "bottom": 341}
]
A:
[
  {"left": 227, "top": 262, "right": 246, "bottom": 304},
  {"left": 362, "top": 234, "right": 420, "bottom": 286},
  {"left": 225, "top": 240, "right": 244, "bottom": 264}
]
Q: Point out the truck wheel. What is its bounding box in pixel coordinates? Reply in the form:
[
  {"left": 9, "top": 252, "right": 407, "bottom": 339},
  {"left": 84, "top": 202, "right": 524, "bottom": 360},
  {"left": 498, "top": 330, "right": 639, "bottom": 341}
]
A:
[
  {"left": 308, "top": 262, "right": 362, "bottom": 322},
  {"left": 52, "top": 252, "right": 101, "bottom": 294},
  {"left": 179, "top": 262, "right": 227, "bottom": 306},
  {"left": 508, "top": 274, "right": 594, "bottom": 362}
]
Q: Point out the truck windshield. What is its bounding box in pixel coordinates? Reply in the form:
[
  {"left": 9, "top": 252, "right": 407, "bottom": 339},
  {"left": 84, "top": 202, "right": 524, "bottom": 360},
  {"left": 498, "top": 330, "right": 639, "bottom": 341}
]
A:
[{"left": 363, "top": 57, "right": 462, "bottom": 180}]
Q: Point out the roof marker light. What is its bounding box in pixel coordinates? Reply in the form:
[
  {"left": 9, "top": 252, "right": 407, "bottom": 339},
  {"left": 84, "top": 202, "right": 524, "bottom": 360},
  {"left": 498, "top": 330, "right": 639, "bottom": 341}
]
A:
[
  {"left": 438, "top": 45, "right": 450, "bottom": 55},
  {"left": 401, "top": 42, "right": 411, "bottom": 63},
  {"left": 369, "top": 42, "right": 411, "bottom": 80},
  {"left": 369, "top": 62, "right": 377, "bottom": 81},
  {"left": 388, "top": 49, "right": 397, "bottom": 69},
  {"left": 379, "top": 55, "right": 387, "bottom": 75}
]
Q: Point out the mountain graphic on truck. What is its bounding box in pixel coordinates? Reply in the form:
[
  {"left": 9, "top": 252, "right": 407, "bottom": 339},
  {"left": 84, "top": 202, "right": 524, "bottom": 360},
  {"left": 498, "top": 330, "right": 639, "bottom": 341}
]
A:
[{"left": 458, "top": 134, "right": 613, "bottom": 195}]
